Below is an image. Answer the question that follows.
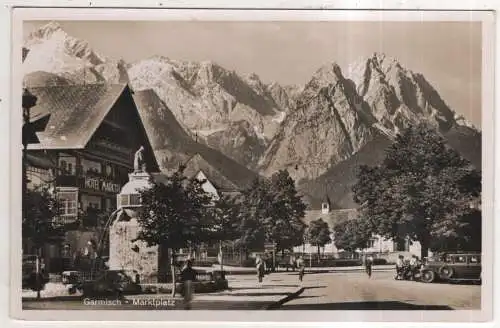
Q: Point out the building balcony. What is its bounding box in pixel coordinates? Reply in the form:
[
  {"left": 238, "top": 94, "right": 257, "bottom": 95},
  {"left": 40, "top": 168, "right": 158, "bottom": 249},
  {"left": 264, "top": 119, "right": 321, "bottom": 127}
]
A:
[{"left": 56, "top": 175, "right": 79, "bottom": 187}]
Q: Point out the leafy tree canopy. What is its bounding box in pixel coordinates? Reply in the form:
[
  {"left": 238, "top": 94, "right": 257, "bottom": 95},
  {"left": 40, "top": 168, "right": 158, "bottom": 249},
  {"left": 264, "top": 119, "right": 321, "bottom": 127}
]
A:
[
  {"left": 237, "top": 170, "right": 307, "bottom": 253},
  {"left": 23, "top": 188, "right": 65, "bottom": 248},
  {"left": 352, "top": 123, "right": 481, "bottom": 258},
  {"left": 210, "top": 193, "right": 242, "bottom": 243},
  {"left": 135, "top": 166, "right": 214, "bottom": 250},
  {"left": 307, "top": 218, "right": 331, "bottom": 247},
  {"left": 332, "top": 216, "right": 372, "bottom": 252}
]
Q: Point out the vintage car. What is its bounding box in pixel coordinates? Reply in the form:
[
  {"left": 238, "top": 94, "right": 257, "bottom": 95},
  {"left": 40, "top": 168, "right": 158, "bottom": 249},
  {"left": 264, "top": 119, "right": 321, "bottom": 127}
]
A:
[
  {"left": 69, "top": 269, "right": 142, "bottom": 296},
  {"left": 420, "top": 253, "right": 481, "bottom": 283}
]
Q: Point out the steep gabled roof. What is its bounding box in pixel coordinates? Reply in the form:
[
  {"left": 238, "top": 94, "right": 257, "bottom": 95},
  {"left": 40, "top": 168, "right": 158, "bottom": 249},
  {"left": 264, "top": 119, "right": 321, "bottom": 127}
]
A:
[
  {"left": 321, "top": 194, "right": 332, "bottom": 206},
  {"left": 183, "top": 153, "right": 239, "bottom": 191},
  {"left": 27, "top": 83, "right": 128, "bottom": 149}
]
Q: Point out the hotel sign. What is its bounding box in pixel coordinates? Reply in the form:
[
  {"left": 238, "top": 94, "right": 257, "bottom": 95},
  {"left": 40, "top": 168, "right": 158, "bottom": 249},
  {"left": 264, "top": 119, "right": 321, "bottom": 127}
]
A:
[{"left": 82, "top": 177, "right": 121, "bottom": 194}]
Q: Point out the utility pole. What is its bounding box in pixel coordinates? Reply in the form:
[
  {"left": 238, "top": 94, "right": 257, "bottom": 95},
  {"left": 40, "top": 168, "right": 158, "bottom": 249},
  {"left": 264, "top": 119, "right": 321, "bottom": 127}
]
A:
[{"left": 219, "top": 240, "right": 223, "bottom": 273}]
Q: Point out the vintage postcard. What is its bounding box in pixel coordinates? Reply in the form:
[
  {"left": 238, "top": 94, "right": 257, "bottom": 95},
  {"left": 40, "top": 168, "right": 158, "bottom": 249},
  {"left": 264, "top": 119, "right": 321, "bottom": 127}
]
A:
[{"left": 8, "top": 6, "right": 495, "bottom": 323}]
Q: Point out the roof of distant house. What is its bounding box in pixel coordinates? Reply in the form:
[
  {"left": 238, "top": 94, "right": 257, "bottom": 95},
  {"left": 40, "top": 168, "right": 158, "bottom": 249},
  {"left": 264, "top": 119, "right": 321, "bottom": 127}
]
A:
[{"left": 183, "top": 153, "right": 240, "bottom": 192}]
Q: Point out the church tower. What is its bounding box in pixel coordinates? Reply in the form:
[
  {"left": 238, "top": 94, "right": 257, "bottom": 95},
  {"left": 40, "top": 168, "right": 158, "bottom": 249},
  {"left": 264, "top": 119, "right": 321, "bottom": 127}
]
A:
[{"left": 321, "top": 195, "right": 331, "bottom": 214}]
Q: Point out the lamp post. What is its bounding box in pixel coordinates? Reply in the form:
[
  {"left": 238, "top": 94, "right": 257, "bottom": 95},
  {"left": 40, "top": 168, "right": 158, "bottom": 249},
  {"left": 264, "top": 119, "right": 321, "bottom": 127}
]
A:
[
  {"left": 22, "top": 88, "right": 37, "bottom": 205},
  {"left": 22, "top": 87, "right": 38, "bottom": 297},
  {"left": 22, "top": 88, "right": 37, "bottom": 223}
]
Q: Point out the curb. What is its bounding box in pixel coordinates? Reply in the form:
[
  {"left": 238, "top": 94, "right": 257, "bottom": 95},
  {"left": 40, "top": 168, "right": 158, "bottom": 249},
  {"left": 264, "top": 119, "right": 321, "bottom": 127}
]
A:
[
  {"left": 302, "top": 268, "right": 394, "bottom": 274},
  {"left": 264, "top": 287, "right": 305, "bottom": 310},
  {"left": 226, "top": 268, "right": 394, "bottom": 275}
]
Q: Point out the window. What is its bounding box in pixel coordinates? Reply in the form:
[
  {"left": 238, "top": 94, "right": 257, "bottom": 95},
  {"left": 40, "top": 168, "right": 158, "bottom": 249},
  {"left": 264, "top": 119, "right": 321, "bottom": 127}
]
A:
[
  {"left": 449, "top": 255, "right": 467, "bottom": 263},
  {"left": 105, "top": 164, "right": 113, "bottom": 178},
  {"left": 469, "top": 255, "right": 481, "bottom": 263},
  {"left": 130, "top": 194, "right": 141, "bottom": 206},
  {"left": 81, "top": 158, "right": 102, "bottom": 174},
  {"left": 58, "top": 191, "right": 78, "bottom": 220},
  {"left": 60, "top": 160, "right": 67, "bottom": 173},
  {"left": 117, "top": 194, "right": 141, "bottom": 207},
  {"left": 367, "top": 239, "right": 376, "bottom": 248},
  {"left": 81, "top": 195, "right": 102, "bottom": 210},
  {"left": 118, "top": 194, "right": 127, "bottom": 207},
  {"left": 58, "top": 154, "right": 76, "bottom": 175}
]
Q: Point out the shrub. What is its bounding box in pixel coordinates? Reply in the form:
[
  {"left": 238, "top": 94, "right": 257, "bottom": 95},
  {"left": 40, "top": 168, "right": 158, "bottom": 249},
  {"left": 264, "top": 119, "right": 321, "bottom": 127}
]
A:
[
  {"left": 372, "top": 258, "right": 388, "bottom": 265},
  {"left": 193, "top": 260, "right": 214, "bottom": 267},
  {"left": 241, "top": 259, "right": 256, "bottom": 267}
]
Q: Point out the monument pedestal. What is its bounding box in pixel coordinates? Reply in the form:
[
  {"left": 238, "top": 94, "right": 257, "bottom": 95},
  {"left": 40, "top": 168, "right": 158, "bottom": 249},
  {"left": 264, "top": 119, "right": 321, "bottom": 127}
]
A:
[{"left": 108, "top": 170, "right": 166, "bottom": 283}]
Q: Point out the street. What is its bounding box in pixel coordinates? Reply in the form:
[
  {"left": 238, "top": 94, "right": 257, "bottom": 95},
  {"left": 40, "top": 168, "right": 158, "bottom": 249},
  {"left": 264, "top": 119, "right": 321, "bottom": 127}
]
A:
[
  {"left": 279, "top": 271, "right": 481, "bottom": 310},
  {"left": 23, "top": 269, "right": 481, "bottom": 311}
]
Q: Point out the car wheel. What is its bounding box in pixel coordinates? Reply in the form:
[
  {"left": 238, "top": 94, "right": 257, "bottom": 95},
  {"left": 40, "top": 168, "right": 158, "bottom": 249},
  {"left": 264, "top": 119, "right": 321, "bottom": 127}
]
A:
[
  {"left": 420, "top": 270, "right": 435, "bottom": 283},
  {"left": 438, "top": 265, "right": 454, "bottom": 280}
]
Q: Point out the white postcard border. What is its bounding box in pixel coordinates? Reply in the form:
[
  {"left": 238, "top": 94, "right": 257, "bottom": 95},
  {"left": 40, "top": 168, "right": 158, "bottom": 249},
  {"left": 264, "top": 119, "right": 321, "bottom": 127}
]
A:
[{"left": 1, "top": 3, "right": 497, "bottom": 327}]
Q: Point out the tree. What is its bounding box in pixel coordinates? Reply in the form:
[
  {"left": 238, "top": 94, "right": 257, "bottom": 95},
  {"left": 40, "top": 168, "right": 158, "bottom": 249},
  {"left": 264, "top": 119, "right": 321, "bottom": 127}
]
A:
[
  {"left": 210, "top": 194, "right": 242, "bottom": 270},
  {"left": 266, "top": 170, "right": 307, "bottom": 255},
  {"left": 353, "top": 123, "right": 481, "bottom": 259},
  {"left": 430, "top": 206, "right": 481, "bottom": 252},
  {"left": 307, "top": 218, "right": 331, "bottom": 260},
  {"left": 135, "top": 166, "right": 213, "bottom": 296},
  {"left": 332, "top": 217, "right": 372, "bottom": 253},
  {"left": 22, "top": 187, "right": 64, "bottom": 297},
  {"left": 211, "top": 194, "right": 241, "bottom": 242},
  {"left": 237, "top": 171, "right": 307, "bottom": 258},
  {"left": 235, "top": 178, "right": 268, "bottom": 257}
]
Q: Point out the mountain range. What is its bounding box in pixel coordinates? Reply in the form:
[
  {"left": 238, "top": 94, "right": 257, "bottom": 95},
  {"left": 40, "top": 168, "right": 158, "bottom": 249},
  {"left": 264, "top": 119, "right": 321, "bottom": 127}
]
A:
[{"left": 22, "top": 22, "right": 481, "bottom": 209}]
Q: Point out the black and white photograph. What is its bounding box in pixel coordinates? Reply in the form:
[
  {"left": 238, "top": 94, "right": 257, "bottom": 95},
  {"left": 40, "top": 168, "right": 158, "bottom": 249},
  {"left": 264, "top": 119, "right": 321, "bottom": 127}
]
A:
[{"left": 7, "top": 7, "right": 495, "bottom": 323}]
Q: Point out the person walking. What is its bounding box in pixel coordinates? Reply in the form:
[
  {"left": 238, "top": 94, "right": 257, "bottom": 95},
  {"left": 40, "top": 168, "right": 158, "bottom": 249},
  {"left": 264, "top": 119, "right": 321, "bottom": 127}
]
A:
[
  {"left": 296, "top": 256, "right": 305, "bottom": 282},
  {"left": 364, "top": 254, "right": 374, "bottom": 278},
  {"left": 256, "top": 255, "right": 265, "bottom": 283},
  {"left": 409, "top": 255, "right": 420, "bottom": 280},
  {"left": 180, "top": 259, "right": 197, "bottom": 310},
  {"left": 395, "top": 255, "right": 405, "bottom": 280}
]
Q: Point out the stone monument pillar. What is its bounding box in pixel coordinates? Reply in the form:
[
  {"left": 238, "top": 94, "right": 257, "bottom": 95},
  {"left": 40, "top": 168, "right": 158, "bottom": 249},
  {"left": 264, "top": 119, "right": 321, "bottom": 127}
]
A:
[{"left": 108, "top": 148, "right": 163, "bottom": 283}]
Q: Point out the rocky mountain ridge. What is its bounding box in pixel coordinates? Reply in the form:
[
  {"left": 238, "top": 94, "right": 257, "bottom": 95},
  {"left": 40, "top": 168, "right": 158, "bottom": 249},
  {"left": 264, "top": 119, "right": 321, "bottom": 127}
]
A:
[
  {"left": 259, "top": 52, "right": 480, "bottom": 183},
  {"left": 23, "top": 22, "right": 481, "bottom": 208}
]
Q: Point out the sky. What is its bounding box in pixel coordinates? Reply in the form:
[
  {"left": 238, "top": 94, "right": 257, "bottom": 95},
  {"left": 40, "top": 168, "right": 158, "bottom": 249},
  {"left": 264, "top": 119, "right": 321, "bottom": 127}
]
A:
[{"left": 24, "top": 20, "right": 482, "bottom": 127}]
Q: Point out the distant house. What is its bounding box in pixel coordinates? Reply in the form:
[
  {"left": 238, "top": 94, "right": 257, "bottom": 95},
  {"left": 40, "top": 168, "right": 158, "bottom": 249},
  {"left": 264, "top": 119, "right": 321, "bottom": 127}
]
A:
[
  {"left": 294, "top": 195, "right": 422, "bottom": 257},
  {"left": 182, "top": 153, "right": 243, "bottom": 199},
  {"left": 175, "top": 153, "right": 247, "bottom": 260}
]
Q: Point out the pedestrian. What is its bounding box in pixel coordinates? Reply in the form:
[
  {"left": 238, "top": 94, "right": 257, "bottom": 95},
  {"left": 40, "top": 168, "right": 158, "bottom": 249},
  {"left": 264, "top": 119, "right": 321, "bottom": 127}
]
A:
[
  {"left": 289, "top": 255, "right": 296, "bottom": 272},
  {"left": 364, "top": 254, "right": 374, "bottom": 278},
  {"left": 296, "top": 256, "right": 305, "bottom": 282},
  {"left": 180, "top": 259, "right": 197, "bottom": 310},
  {"left": 409, "top": 255, "right": 420, "bottom": 280},
  {"left": 256, "top": 255, "right": 265, "bottom": 283},
  {"left": 395, "top": 255, "right": 405, "bottom": 280}
]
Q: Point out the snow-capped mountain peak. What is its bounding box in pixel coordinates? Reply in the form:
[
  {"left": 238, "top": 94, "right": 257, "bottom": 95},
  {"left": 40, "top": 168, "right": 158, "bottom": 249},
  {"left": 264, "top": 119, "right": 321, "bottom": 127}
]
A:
[
  {"left": 24, "top": 21, "right": 107, "bottom": 76},
  {"left": 25, "top": 21, "right": 64, "bottom": 44}
]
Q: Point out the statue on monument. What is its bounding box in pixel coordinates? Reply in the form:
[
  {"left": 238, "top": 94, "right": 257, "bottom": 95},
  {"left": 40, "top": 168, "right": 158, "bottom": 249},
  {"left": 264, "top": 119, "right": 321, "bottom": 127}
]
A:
[{"left": 134, "top": 146, "right": 147, "bottom": 173}]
